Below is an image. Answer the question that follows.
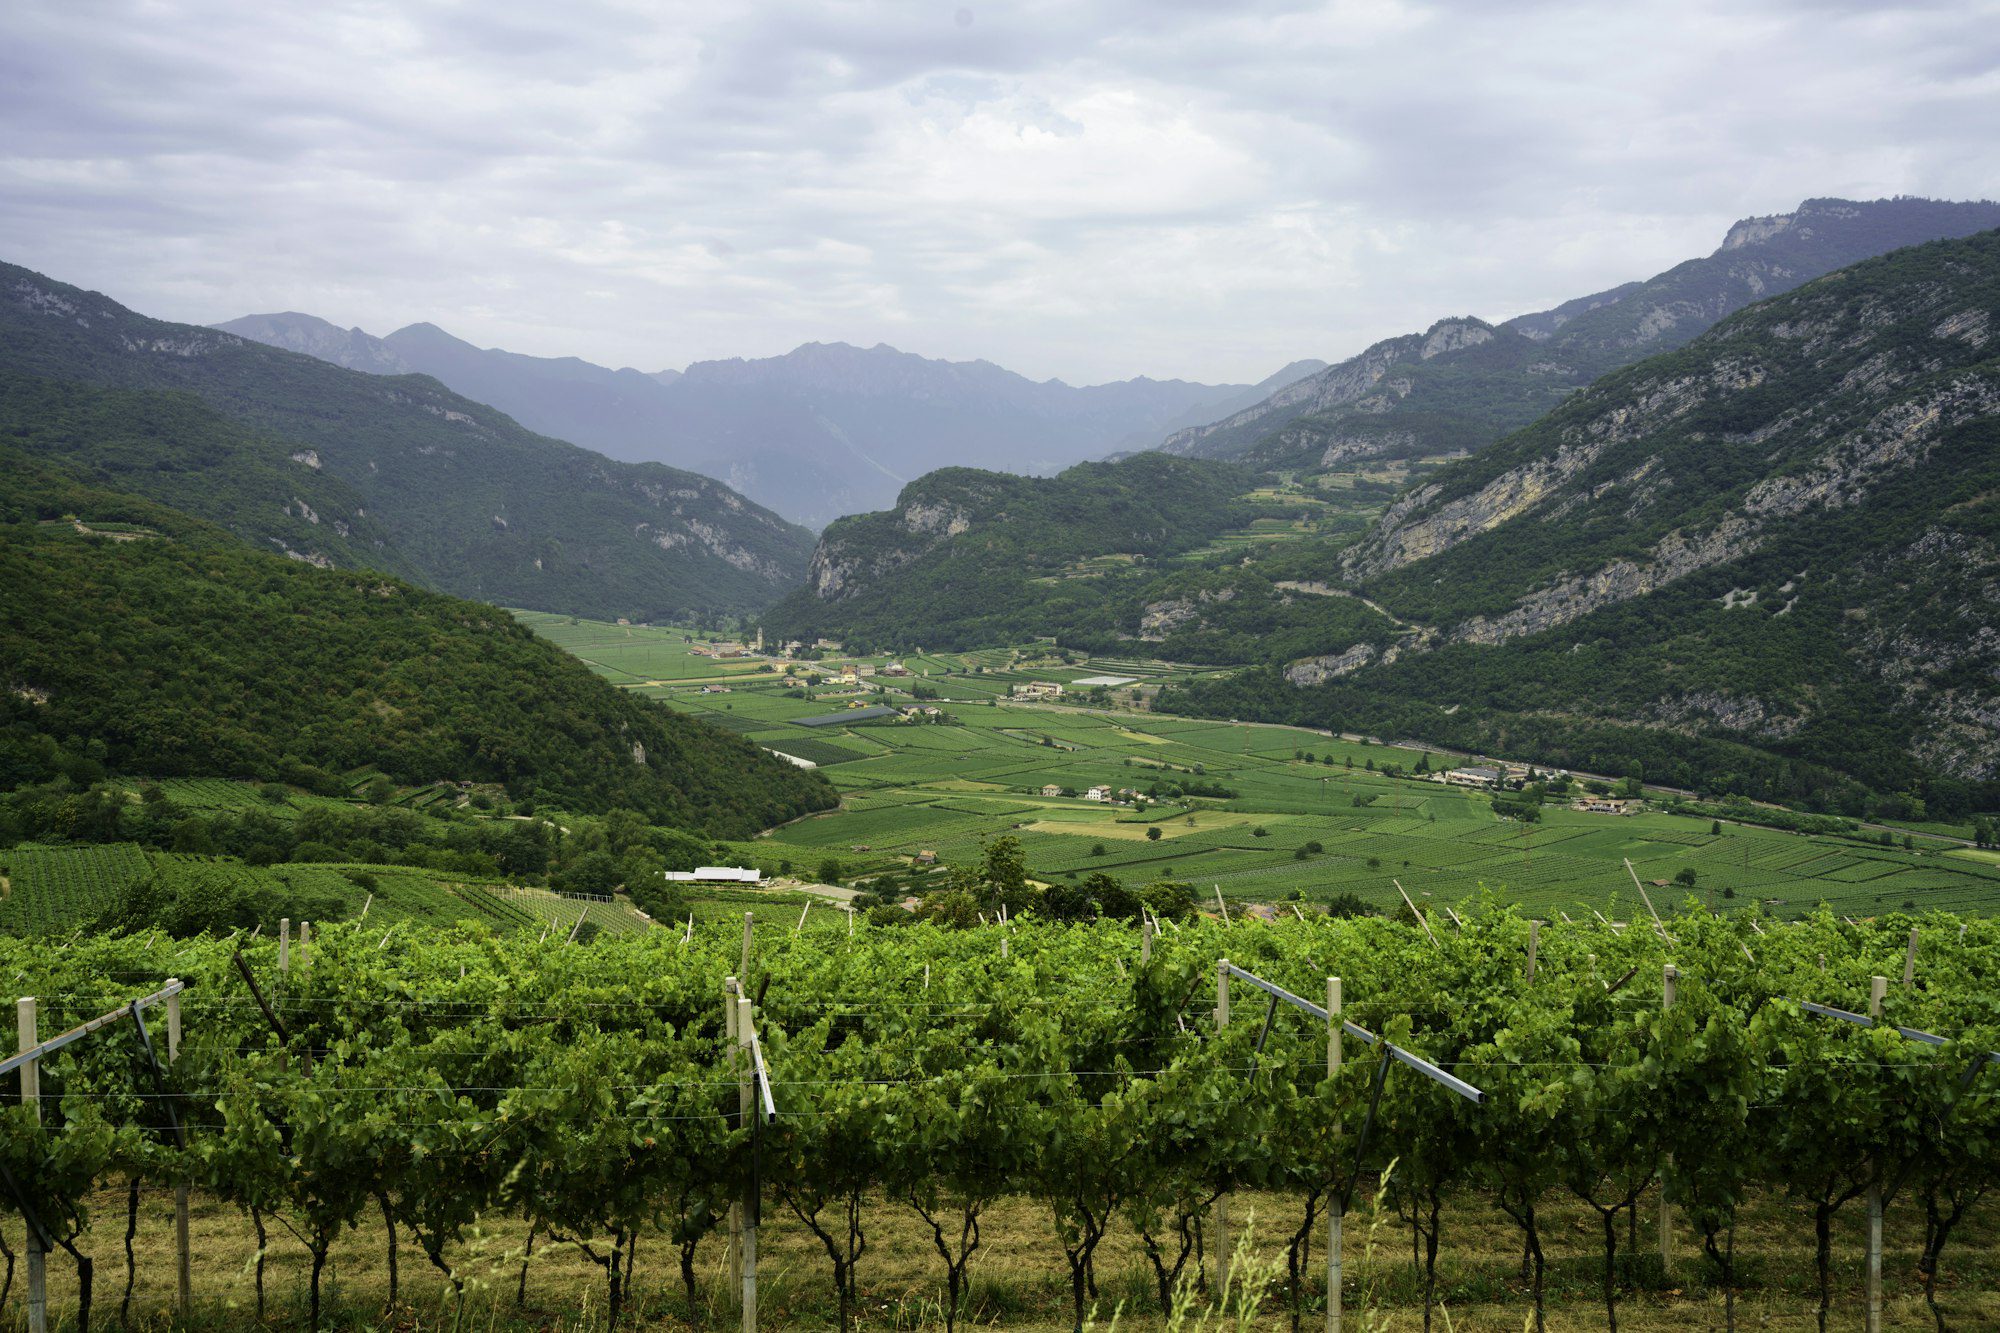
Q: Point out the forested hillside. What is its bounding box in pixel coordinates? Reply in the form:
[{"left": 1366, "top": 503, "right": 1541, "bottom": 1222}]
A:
[
  {"left": 0, "top": 370, "right": 413, "bottom": 575},
  {"left": 757, "top": 454, "right": 1290, "bottom": 650},
  {"left": 1159, "top": 197, "right": 2000, "bottom": 476},
  {"left": 1165, "top": 229, "right": 2000, "bottom": 811},
  {"left": 1, "top": 262, "right": 816, "bottom": 619},
  {"left": 0, "top": 448, "right": 834, "bottom": 834}
]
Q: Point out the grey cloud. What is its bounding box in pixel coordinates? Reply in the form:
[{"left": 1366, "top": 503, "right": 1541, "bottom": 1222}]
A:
[{"left": 1, "top": 0, "right": 1996, "bottom": 383}]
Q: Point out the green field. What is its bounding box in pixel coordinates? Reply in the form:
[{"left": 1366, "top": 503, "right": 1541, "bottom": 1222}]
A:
[
  {"left": 520, "top": 615, "right": 2000, "bottom": 920},
  {"left": 0, "top": 844, "right": 653, "bottom": 937}
]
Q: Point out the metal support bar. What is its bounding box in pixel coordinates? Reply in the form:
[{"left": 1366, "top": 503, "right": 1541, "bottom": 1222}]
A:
[
  {"left": 742, "top": 1017, "right": 779, "bottom": 1124},
  {"left": 1220, "top": 963, "right": 1482, "bottom": 1103},
  {"left": 1337, "top": 1048, "right": 1396, "bottom": 1216},
  {"left": 0, "top": 980, "right": 185, "bottom": 1080},
  {"left": 1245, "top": 992, "right": 1280, "bottom": 1079},
  {"left": 128, "top": 1000, "right": 188, "bottom": 1151},
  {"left": 1792, "top": 998, "right": 2000, "bottom": 1066}
]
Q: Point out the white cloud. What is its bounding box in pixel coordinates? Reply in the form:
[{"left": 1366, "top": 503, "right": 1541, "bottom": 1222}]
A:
[{"left": 1, "top": 0, "right": 1996, "bottom": 382}]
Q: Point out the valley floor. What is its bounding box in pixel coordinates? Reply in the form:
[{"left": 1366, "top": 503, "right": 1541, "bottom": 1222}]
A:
[{"left": 515, "top": 616, "right": 2000, "bottom": 923}]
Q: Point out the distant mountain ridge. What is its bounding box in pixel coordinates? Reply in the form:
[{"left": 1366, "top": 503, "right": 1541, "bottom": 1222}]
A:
[
  {"left": 1156, "top": 197, "right": 2000, "bottom": 473},
  {"left": 2, "top": 261, "right": 816, "bottom": 620},
  {"left": 215, "top": 314, "right": 1321, "bottom": 526}
]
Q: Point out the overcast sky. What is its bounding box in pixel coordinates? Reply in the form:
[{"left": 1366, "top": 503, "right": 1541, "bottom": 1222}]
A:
[{"left": 3, "top": 1, "right": 1996, "bottom": 384}]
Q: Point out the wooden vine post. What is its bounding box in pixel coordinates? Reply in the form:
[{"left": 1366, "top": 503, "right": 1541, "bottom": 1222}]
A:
[
  {"left": 1214, "top": 958, "right": 1231, "bottom": 1284},
  {"left": 18, "top": 996, "right": 46, "bottom": 1333},
  {"left": 1660, "top": 963, "right": 1678, "bottom": 1275},
  {"left": 1141, "top": 918, "right": 1153, "bottom": 965},
  {"left": 1526, "top": 920, "right": 1541, "bottom": 983},
  {"left": 738, "top": 993, "right": 759, "bottom": 1333},
  {"left": 1866, "top": 973, "right": 1888, "bottom": 1333},
  {"left": 1326, "top": 975, "right": 1343, "bottom": 1333}
]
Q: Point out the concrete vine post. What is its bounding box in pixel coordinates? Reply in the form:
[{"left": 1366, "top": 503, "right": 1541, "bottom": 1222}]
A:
[
  {"left": 168, "top": 982, "right": 191, "bottom": 1315},
  {"left": 1327, "top": 976, "right": 1343, "bottom": 1333},
  {"left": 1214, "top": 959, "right": 1231, "bottom": 1286},
  {"left": 725, "top": 976, "right": 743, "bottom": 1290},
  {"left": 18, "top": 996, "right": 45, "bottom": 1333},
  {"left": 1660, "top": 963, "right": 1678, "bottom": 1276},
  {"left": 1867, "top": 974, "right": 1888, "bottom": 1333},
  {"left": 737, "top": 994, "right": 759, "bottom": 1333}
]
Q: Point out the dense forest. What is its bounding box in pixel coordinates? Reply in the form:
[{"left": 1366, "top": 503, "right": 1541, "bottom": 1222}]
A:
[
  {"left": 0, "top": 260, "right": 816, "bottom": 621},
  {"left": 0, "top": 369, "right": 412, "bottom": 574},
  {"left": 0, "top": 447, "right": 834, "bottom": 835}
]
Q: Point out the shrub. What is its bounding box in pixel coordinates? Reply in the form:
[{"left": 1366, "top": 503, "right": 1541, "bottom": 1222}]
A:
[{"left": 1325, "top": 891, "right": 1375, "bottom": 920}]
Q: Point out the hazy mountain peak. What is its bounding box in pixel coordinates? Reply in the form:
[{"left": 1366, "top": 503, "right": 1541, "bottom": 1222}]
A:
[
  {"left": 1155, "top": 195, "right": 2000, "bottom": 471},
  {"left": 213, "top": 311, "right": 408, "bottom": 374}
]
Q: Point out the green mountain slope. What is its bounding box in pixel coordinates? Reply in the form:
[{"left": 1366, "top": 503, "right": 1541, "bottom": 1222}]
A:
[
  {"left": 0, "top": 262, "right": 816, "bottom": 619},
  {"left": 1164, "top": 228, "right": 2000, "bottom": 810},
  {"left": 0, "top": 448, "right": 835, "bottom": 835},
  {"left": 1161, "top": 197, "right": 2000, "bottom": 476},
  {"left": 757, "top": 454, "right": 1292, "bottom": 651},
  {"left": 0, "top": 370, "right": 413, "bottom": 575}
]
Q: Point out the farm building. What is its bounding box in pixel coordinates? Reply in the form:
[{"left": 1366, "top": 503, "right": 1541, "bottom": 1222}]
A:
[
  {"left": 797, "top": 706, "right": 898, "bottom": 726},
  {"left": 1012, "top": 681, "right": 1064, "bottom": 700},
  {"left": 880, "top": 662, "right": 912, "bottom": 677},
  {"left": 1084, "top": 785, "right": 1113, "bottom": 802},
  {"left": 1574, "top": 797, "right": 1639, "bottom": 815},
  {"left": 1041, "top": 784, "right": 1064, "bottom": 797},
  {"left": 1444, "top": 766, "right": 1504, "bottom": 788},
  {"left": 661, "top": 866, "right": 763, "bottom": 883}
]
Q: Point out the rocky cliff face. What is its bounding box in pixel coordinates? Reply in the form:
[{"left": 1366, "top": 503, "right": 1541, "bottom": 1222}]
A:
[
  {"left": 1262, "top": 226, "right": 2000, "bottom": 780},
  {"left": 1157, "top": 318, "right": 1494, "bottom": 460},
  {"left": 804, "top": 494, "right": 977, "bottom": 600}
]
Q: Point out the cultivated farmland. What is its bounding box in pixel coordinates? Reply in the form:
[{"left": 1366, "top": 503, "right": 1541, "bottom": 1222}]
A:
[{"left": 523, "top": 616, "right": 2000, "bottom": 920}]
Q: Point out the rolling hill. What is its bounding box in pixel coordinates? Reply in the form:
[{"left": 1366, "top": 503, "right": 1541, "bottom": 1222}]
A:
[
  {"left": 0, "top": 445, "right": 834, "bottom": 835},
  {"left": 1, "top": 261, "right": 816, "bottom": 620}
]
